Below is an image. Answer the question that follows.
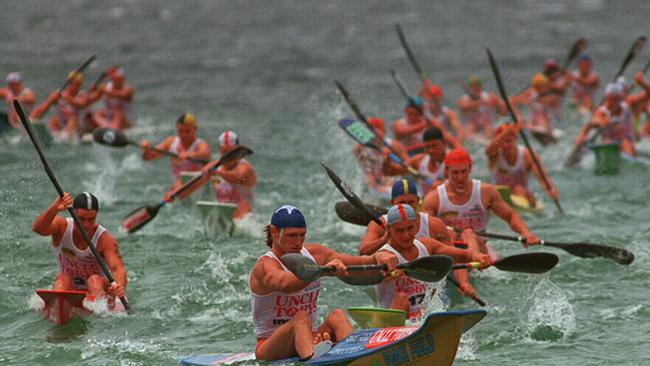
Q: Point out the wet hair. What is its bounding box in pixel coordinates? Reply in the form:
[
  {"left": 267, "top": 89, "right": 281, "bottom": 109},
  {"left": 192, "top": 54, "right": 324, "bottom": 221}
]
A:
[
  {"left": 73, "top": 192, "right": 99, "bottom": 211},
  {"left": 264, "top": 225, "right": 273, "bottom": 248},
  {"left": 423, "top": 127, "right": 443, "bottom": 142}
]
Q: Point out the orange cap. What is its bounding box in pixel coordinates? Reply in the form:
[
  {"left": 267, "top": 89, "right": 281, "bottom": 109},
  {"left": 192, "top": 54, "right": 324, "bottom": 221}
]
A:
[
  {"left": 444, "top": 148, "right": 472, "bottom": 167},
  {"left": 367, "top": 117, "right": 385, "bottom": 131}
]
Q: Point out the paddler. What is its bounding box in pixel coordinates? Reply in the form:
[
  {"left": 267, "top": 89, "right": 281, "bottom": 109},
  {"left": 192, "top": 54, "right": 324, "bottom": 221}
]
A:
[
  {"left": 392, "top": 96, "right": 429, "bottom": 149},
  {"left": 92, "top": 66, "right": 134, "bottom": 130},
  {"left": 419, "top": 82, "right": 465, "bottom": 142},
  {"left": 170, "top": 130, "right": 256, "bottom": 220},
  {"left": 486, "top": 121, "right": 559, "bottom": 208},
  {"left": 250, "top": 205, "right": 398, "bottom": 361},
  {"left": 141, "top": 112, "right": 212, "bottom": 191},
  {"left": 31, "top": 192, "right": 127, "bottom": 309},
  {"left": 626, "top": 71, "right": 650, "bottom": 137},
  {"left": 0, "top": 72, "right": 36, "bottom": 129},
  {"left": 568, "top": 54, "right": 600, "bottom": 114},
  {"left": 541, "top": 59, "right": 570, "bottom": 121},
  {"left": 352, "top": 117, "right": 407, "bottom": 198},
  {"left": 510, "top": 73, "right": 558, "bottom": 137},
  {"left": 374, "top": 204, "right": 492, "bottom": 318},
  {"left": 422, "top": 148, "right": 541, "bottom": 258},
  {"left": 384, "top": 127, "right": 447, "bottom": 195},
  {"left": 574, "top": 81, "right": 637, "bottom": 157},
  {"left": 457, "top": 76, "right": 507, "bottom": 140}
]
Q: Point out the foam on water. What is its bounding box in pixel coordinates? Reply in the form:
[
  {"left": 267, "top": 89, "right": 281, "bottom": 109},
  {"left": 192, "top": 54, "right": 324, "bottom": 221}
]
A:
[{"left": 522, "top": 275, "right": 575, "bottom": 341}]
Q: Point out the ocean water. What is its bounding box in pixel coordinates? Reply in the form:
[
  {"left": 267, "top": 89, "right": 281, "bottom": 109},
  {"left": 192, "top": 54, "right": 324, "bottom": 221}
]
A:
[{"left": 1, "top": 1, "right": 649, "bottom": 365}]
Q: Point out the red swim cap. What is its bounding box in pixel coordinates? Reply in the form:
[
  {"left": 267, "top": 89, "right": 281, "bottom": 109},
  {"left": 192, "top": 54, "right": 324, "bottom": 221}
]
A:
[
  {"left": 367, "top": 117, "right": 385, "bottom": 131},
  {"left": 444, "top": 148, "right": 472, "bottom": 167},
  {"left": 429, "top": 85, "right": 443, "bottom": 98}
]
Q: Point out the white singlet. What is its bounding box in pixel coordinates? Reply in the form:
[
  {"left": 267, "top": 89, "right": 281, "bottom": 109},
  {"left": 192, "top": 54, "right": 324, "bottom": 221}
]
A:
[
  {"left": 52, "top": 218, "right": 106, "bottom": 290},
  {"left": 417, "top": 155, "right": 445, "bottom": 194},
  {"left": 490, "top": 146, "right": 529, "bottom": 190},
  {"left": 436, "top": 179, "right": 489, "bottom": 232},
  {"left": 169, "top": 136, "right": 205, "bottom": 179}
]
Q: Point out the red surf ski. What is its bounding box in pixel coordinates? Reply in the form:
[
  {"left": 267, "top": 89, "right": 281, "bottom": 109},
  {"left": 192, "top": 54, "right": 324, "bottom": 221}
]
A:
[{"left": 36, "top": 289, "right": 87, "bottom": 325}]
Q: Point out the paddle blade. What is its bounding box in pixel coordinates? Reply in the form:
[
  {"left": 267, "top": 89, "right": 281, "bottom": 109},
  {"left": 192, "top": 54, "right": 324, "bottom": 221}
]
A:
[
  {"left": 322, "top": 164, "right": 383, "bottom": 226},
  {"left": 281, "top": 253, "right": 324, "bottom": 282},
  {"left": 401, "top": 255, "right": 453, "bottom": 282},
  {"left": 338, "top": 118, "right": 377, "bottom": 148},
  {"left": 335, "top": 201, "right": 387, "bottom": 226},
  {"left": 494, "top": 253, "right": 559, "bottom": 274},
  {"left": 122, "top": 204, "right": 162, "bottom": 234},
  {"left": 544, "top": 242, "right": 634, "bottom": 265},
  {"left": 339, "top": 274, "right": 385, "bottom": 286},
  {"left": 93, "top": 128, "right": 130, "bottom": 147}
]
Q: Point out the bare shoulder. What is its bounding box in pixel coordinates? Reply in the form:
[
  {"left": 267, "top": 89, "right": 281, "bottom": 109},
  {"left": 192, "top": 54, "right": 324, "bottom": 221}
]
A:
[{"left": 97, "top": 229, "right": 119, "bottom": 253}]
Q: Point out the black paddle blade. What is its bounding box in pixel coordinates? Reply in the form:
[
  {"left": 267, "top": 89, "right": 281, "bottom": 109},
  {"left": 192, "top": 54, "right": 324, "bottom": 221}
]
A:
[
  {"left": 281, "top": 253, "right": 324, "bottom": 282},
  {"left": 401, "top": 255, "right": 453, "bottom": 282},
  {"left": 221, "top": 145, "right": 254, "bottom": 164},
  {"left": 545, "top": 242, "right": 634, "bottom": 265},
  {"left": 335, "top": 201, "right": 387, "bottom": 226},
  {"left": 339, "top": 273, "right": 385, "bottom": 286},
  {"left": 93, "top": 128, "right": 130, "bottom": 147},
  {"left": 494, "top": 253, "right": 559, "bottom": 274},
  {"left": 322, "top": 164, "right": 383, "bottom": 226},
  {"left": 122, "top": 204, "right": 162, "bottom": 234}
]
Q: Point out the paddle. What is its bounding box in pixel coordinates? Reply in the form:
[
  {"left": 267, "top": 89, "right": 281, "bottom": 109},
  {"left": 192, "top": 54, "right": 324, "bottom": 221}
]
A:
[
  {"left": 563, "top": 37, "right": 588, "bottom": 69},
  {"left": 281, "top": 253, "right": 453, "bottom": 285},
  {"left": 475, "top": 231, "right": 634, "bottom": 265},
  {"left": 58, "top": 55, "right": 97, "bottom": 92},
  {"left": 453, "top": 252, "right": 559, "bottom": 274},
  {"left": 565, "top": 36, "right": 647, "bottom": 167},
  {"left": 395, "top": 23, "right": 429, "bottom": 83},
  {"left": 121, "top": 145, "right": 253, "bottom": 233},
  {"left": 487, "top": 48, "right": 565, "bottom": 214},
  {"left": 13, "top": 99, "right": 131, "bottom": 313},
  {"left": 334, "top": 201, "right": 387, "bottom": 226},
  {"left": 92, "top": 128, "right": 210, "bottom": 164}
]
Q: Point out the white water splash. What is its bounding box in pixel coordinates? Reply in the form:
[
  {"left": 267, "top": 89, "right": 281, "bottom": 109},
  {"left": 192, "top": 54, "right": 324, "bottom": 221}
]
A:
[
  {"left": 456, "top": 329, "right": 478, "bottom": 361},
  {"left": 27, "top": 293, "right": 45, "bottom": 311},
  {"left": 522, "top": 275, "right": 575, "bottom": 341}
]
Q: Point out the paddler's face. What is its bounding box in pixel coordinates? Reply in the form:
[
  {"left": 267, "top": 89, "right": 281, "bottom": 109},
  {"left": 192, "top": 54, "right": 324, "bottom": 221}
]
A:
[
  {"left": 469, "top": 83, "right": 482, "bottom": 97},
  {"left": 275, "top": 227, "right": 307, "bottom": 253},
  {"left": 176, "top": 123, "right": 196, "bottom": 145},
  {"left": 446, "top": 164, "right": 471, "bottom": 191},
  {"left": 605, "top": 93, "right": 621, "bottom": 109},
  {"left": 502, "top": 132, "right": 517, "bottom": 149},
  {"left": 391, "top": 194, "right": 419, "bottom": 212},
  {"left": 388, "top": 220, "right": 417, "bottom": 248},
  {"left": 219, "top": 144, "right": 240, "bottom": 168},
  {"left": 74, "top": 208, "right": 97, "bottom": 233},
  {"left": 579, "top": 60, "right": 591, "bottom": 74},
  {"left": 8, "top": 80, "right": 21, "bottom": 93},
  {"left": 425, "top": 140, "right": 446, "bottom": 161},
  {"left": 405, "top": 107, "right": 421, "bottom": 123}
]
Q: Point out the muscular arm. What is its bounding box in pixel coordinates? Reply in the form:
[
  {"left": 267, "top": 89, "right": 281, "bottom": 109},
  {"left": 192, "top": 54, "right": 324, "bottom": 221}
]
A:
[
  {"left": 98, "top": 233, "right": 128, "bottom": 290},
  {"left": 32, "top": 196, "right": 70, "bottom": 242},
  {"left": 421, "top": 190, "right": 440, "bottom": 216},
  {"left": 30, "top": 92, "right": 59, "bottom": 119},
  {"left": 359, "top": 220, "right": 389, "bottom": 255},
  {"left": 393, "top": 119, "right": 427, "bottom": 138},
  {"left": 253, "top": 256, "right": 311, "bottom": 294},
  {"left": 216, "top": 162, "right": 256, "bottom": 187},
  {"left": 419, "top": 237, "right": 473, "bottom": 263},
  {"left": 485, "top": 185, "right": 532, "bottom": 237},
  {"left": 184, "top": 140, "right": 211, "bottom": 161},
  {"left": 525, "top": 150, "right": 556, "bottom": 195},
  {"left": 142, "top": 136, "right": 174, "bottom": 160}
]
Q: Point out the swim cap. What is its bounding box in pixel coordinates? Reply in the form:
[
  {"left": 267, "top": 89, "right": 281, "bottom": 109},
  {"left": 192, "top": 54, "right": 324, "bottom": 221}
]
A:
[
  {"left": 605, "top": 82, "right": 624, "bottom": 96},
  {"left": 386, "top": 204, "right": 417, "bottom": 225},
  {"left": 577, "top": 54, "right": 592, "bottom": 63},
  {"left": 177, "top": 112, "right": 197, "bottom": 127},
  {"left": 423, "top": 127, "right": 443, "bottom": 142},
  {"left": 543, "top": 59, "right": 559, "bottom": 73},
  {"left": 444, "top": 148, "right": 472, "bottom": 167},
  {"left": 218, "top": 130, "right": 239, "bottom": 147},
  {"left": 494, "top": 124, "right": 510, "bottom": 136},
  {"left": 428, "top": 85, "right": 443, "bottom": 99},
  {"left": 367, "top": 117, "right": 385, "bottom": 131},
  {"left": 532, "top": 73, "right": 549, "bottom": 87},
  {"left": 6, "top": 72, "right": 21, "bottom": 82},
  {"left": 271, "top": 205, "right": 306, "bottom": 229},
  {"left": 73, "top": 192, "right": 99, "bottom": 211},
  {"left": 68, "top": 71, "right": 84, "bottom": 84},
  {"left": 467, "top": 76, "right": 482, "bottom": 86},
  {"left": 405, "top": 96, "right": 424, "bottom": 111},
  {"left": 616, "top": 76, "right": 630, "bottom": 90},
  {"left": 110, "top": 66, "right": 125, "bottom": 78},
  {"left": 391, "top": 177, "right": 418, "bottom": 199}
]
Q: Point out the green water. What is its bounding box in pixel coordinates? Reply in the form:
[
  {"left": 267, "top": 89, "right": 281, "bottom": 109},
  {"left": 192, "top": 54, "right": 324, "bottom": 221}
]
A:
[{"left": 1, "top": 1, "right": 649, "bottom": 365}]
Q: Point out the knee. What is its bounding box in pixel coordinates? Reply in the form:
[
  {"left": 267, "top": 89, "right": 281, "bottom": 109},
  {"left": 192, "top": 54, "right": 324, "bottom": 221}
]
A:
[
  {"left": 86, "top": 275, "right": 108, "bottom": 292},
  {"left": 329, "top": 309, "right": 347, "bottom": 322},
  {"left": 54, "top": 273, "right": 73, "bottom": 289},
  {"left": 292, "top": 310, "right": 312, "bottom": 326}
]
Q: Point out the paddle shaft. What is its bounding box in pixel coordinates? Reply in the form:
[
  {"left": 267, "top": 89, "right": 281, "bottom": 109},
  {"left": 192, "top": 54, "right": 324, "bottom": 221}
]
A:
[
  {"left": 395, "top": 23, "right": 428, "bottom": 83},
  {"left": 563, "top": 37, "right": 588, "bottom": 69},
  {"left": 487, "top": 48, "right": 564, "bottom": 214},
  {"left": 478, "top": 230, "right": 588, "bottom": 251},
  {"left": 58, "top": 55, "right": 97, "bottom": 92},
  {"left": 14, "top": 100, "right": 130, "bottom": 312},
  {"left": 140, "top": 141, "right": 210, "bottom": 164},
  {"left": 323, "top": 164, "right": 383, "bottom": 226},
  {"left": 445, "top": 275, "right": 486, "bottom": 307}
]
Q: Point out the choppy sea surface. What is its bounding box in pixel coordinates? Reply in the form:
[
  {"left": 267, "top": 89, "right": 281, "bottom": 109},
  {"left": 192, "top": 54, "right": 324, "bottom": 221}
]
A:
[{"left": 1, "top": 1, "right": 649, "bottom": 365}]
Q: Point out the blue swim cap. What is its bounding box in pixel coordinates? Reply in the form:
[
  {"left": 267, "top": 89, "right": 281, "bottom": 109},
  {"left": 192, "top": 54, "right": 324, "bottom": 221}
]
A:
[
  {"left": 386, "top": 204, "right": 417, "bottom": 225},
  {"left": 406, "top": 96, "right": 424, "bottom": 110},
  {"left": 577, "top": 54, "right": 592, "bottom": 63},
  {"left": 391, "top": 177, "right": 418, "bottom": 199},
  {"left": 271, "top": 205, "right": 306, "bottom": 228}
]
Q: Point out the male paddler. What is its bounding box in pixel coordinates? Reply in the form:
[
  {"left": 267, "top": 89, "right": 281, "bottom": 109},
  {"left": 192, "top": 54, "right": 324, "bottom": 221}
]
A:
[
  {"left": 141, "top": 112, "right": 212, "bottom": 191},
  {"left": 93, "top": 66, "right": 135, "bottom": 130},
  {"left": 568, "top": 54, "right": 600, "bottom": 115},
  {"left": 486, "top": 122, "right": 559, "bottom": 207},
  {"left": 250, "top": 205, "right": 398, "bottom": 361},
  {"left": 422, "top": 148, "right": 541, "bottom": 257},
  {"left": 31, "top": 192, "right": 127, "bottom": 309},
  {"left": 0, "top": 72, "right": 36, "bottom": 129},
  {"left": 419, "top": 82, "right": 465, "bottom": 142},
  {"left": 457, "top": 76, "right": 507, "bottom": 140},
  {"left": 374, "top": 204, "right": 492, "bottom": 318}
]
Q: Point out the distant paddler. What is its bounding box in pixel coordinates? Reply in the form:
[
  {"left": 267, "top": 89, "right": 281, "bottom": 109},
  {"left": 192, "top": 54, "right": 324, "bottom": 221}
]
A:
[
  {"left": 250, "top": 205, "right": 398, "bottom": 361},
  {"left": 422, "top": 148, "right": 541, "bottom": 257},
  {"left": 92, "top": 66, "right": 134, "bottom": 131},
  {"left": 31, "top": 192, "right": 127, "bottom": 310},
  {"left": 486, "top": 121, "right": 559, "bottom": 208},
  {"left": 30, "top": 71, "right": 100, "bottom": 140},
  {"left": 374, "top": 204, "right": 492, "bottom": 318},
  {"left": 510, "top": 73, "right": 560, "bottom": 138},
  {"left": 418, "top": 82, "right": 465, "bottom": 143},
  {"left": 540, "top": 59, "right": 571, "bottom": 121},
  {"left": 0, "top": 72, "right": 36, "bottom": 129},
  {"left": 140, "top": 112, "right": 212, "bottom": 191},
  {"left": 384, "top": 127, "right": 447, "bottom": 195},
  {"left": 568, "top": 54, "right": 600, "bottom": 115},
  {"left": 457, "top": 76, "right": 508, "bottom": 140},
  {"left": 170, "top": 130, "right": 255, "bottom": 220},
  {"left": 352, "top": 117, "right": 407, "bottom": 198},
  {"left": 574, "top": 81, "right": 637, "bottom": 157},
  {"left": 626, "top": 72, "right": 650, "bottom": 137}
]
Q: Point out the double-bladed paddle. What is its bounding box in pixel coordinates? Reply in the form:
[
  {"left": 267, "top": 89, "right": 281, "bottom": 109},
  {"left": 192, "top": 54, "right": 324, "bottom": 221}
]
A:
[
  {"left": 334, "top": 201, "right": 387, "bottom": 226},
  {"left": 487, "top": 48, "right": 565, "bottom": 215},
  {"left": 14, "top": 100, "right": 131, "bottom": 313},
  {"left": 453, "top": 252, "right": 559, "bottom": 274},
  {"left": 59, "top": 55, "right": 97, "bottom": 92},
  {"left": 93, "top": 128, "right": 210, "bottom": 164},
  {"left": 563, "top": 37, "right": 589, "bottom": 69},
  {"left": 395, "top": 23, "right": 429, "bottom": 83},
  {"left": 281, "top": 253, "right": 453, "bottom": 285},
  {"left": 121, "top": 146, "right": 253, "bottom": 233}
]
